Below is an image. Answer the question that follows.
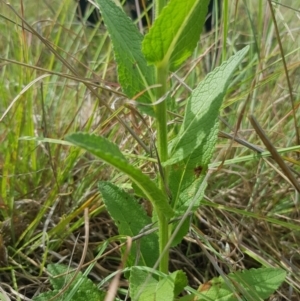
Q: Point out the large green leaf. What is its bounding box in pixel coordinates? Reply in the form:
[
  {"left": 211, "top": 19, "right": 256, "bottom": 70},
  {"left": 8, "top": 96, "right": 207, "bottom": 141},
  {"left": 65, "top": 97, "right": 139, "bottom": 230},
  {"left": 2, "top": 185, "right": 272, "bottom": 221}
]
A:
[
  {"left": 66, "top": 133, "right": 174, "bottom": 219},
  {"left": 142, "top": 0, "right": 210, "bottom": 71},
  {"left": 98, "top": 182, "right": 159, "bottom": 268},
  {"left": 166, "top": 48, "right": 249, "bottom": 245},
  {"left": 165, "top": 46, "right": 249, "bottom": 166},
  {"left": 95, "top": 0, "right": 155, "bottom": 115}
]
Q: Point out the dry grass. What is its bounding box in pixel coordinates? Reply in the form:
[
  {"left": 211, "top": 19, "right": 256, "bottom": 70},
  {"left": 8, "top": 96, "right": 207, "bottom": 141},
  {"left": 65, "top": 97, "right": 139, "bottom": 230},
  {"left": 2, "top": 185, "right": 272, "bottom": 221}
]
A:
[{"left": 0, "top": 0, "right": 300, "bottom": 300}]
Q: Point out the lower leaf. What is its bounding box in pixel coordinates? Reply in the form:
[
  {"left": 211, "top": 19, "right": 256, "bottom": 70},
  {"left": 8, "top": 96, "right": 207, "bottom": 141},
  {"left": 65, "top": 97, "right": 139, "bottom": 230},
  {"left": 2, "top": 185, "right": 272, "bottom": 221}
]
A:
[{"left": 99, "top": 181, "right": 159, "bottom": 268}]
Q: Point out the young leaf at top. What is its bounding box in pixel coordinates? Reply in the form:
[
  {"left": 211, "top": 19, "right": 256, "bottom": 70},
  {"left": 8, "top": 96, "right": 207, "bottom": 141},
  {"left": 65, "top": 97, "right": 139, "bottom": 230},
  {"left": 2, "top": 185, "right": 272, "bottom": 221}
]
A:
[
  {"left": 95, "top": 0, "right": 155, "bottom": 115},
  {"left": 142, "top": 0, "right": 210, "bottom": 71},
  {"left": 65, "top": 133, "right": 174, "bottom": 219},
  {"left": 98, "top": 181, "right": 159, "bottom": 268},
  {"left": 165, "top": 46, "right": 250, "bottom": 166}
]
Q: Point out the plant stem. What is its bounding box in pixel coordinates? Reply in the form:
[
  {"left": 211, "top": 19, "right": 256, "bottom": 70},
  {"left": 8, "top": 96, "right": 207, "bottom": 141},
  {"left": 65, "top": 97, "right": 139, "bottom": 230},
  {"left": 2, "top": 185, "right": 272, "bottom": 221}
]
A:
[
  {"left": 154, "top": 0, "right": 170, "bottom": 278},
  {"left": 157, "top": 212, "right": 169, "bottom": 274},
  {"left": 155, "top": 64, "right": 170, "bottom": 275},
  {"left": 156, "top": 65, "right": 169, "bottom": 166}
]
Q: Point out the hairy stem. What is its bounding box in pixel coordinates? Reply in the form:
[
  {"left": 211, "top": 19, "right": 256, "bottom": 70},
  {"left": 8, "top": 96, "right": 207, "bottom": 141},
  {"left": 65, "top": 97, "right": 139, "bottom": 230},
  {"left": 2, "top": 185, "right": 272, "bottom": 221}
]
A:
[{"left": 155, "top": 63, "right": 170, "bottom": 274}]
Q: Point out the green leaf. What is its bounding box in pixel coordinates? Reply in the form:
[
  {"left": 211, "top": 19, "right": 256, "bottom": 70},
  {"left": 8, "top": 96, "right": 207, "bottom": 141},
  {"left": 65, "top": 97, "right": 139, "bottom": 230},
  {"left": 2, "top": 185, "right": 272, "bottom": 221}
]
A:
[
  {"left": 33, "top": 291, "right": 59, "bottom": 301},
  {"left": 168, "top": 164, "right": 207, "bottom": 246},
  {"left": 168, "top": 122, "right": 217, "bottom": 216},
  {"left": 166, "top": 124, "right": 218, "bottom": 246},
  {"left": 33, "top": 264, "right": 105, "bottom": 301},
  {"left": 169, "top": 164, "right": 207, "bottom": 213},
  {"left": 165, "top": 46, "right": 250, "bottom": 166},
  {"left": 130, "top": 267, "right": 188, "bottom": 301},
  {"left": 95, "top": 0, "right": 155, "bottom": 115},
  {"left": 172, "top": 270, "right": 189, "bottom": 297},
  {"left": 98, "top": 182, "right": 159, "bottom": 267},
  {"left": 142, "top": 0, "right": 210, "bottom": 71},
  {"left": 65, "top": 133, "right": 174, "bottom": 219},
  {"left": 195, "top": 268, "right": 286, "bottom": 301},
  {"left": 130, "top": 267, "right": 158, "bottom": 301},
  {"left": 169, "top": 217, "right": 190, "bottom": 247}
]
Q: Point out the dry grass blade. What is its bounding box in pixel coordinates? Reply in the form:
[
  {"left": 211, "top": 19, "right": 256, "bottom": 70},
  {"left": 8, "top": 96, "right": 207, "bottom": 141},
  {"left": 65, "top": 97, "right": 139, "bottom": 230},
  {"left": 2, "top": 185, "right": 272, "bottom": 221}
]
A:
[
  {"left": 0, "top": 74, "right": 50, "bottom": 121},
  {"left": 47, "top": 208, "right": 90, "bottom": 301},
  {"left": 267, "top": 0, "right": 300, "bottom": 147},
  {"left": 104, "top": 237, "right": 132, "bottom": 301},
  {"left": 5, "top": 3, "right": 150, "bottom": 153},
  {"left": 0, "top": 57, "right": 124, "bottom": 94},
  {"left": 191, "top": 226, "right": 251, "bottom": 301},
  {"left": 249, "top": 114, "right": 300, "bottom": 192},
  {"left": 218, "top": 131, "right": 264, "bottom": 153},
  {"left": 0, "top": 285, "right": 10, "bottom": 301}
]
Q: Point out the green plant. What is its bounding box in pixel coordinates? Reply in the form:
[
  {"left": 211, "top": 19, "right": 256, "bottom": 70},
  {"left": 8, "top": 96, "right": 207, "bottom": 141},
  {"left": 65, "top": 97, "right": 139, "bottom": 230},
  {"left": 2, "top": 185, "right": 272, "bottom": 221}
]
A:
[
  {"left": 33, "top": 264, "right": 105, "bottom": 301},
  {"left": 34, "top": 0, "right": 286, "bottom": 300}
]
